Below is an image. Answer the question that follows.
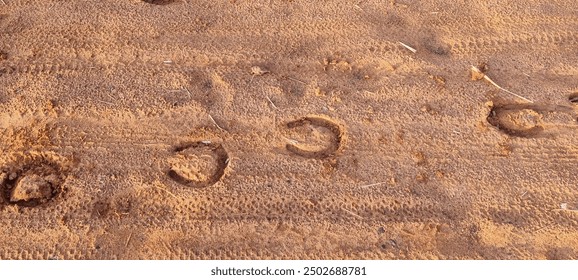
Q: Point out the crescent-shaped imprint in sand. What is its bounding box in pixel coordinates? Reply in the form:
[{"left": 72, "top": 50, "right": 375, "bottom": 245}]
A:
[
  {"left": 167, "top": 141, "right": 229, "bottom": 188},
  {"left": 487, "top": 103, "right": 576, "bottom": 138},
  {"left": 285, "top": 116, "right": 344, "bottom": 159},
  {"left": 1, "top": 158, "right": 68, "bottom": 208},
  {"left": 568, "top": 93, "right": 578, "bottom": 104},
  {"left": 142, "top": 0, "right": 176, "bottom": 5}
]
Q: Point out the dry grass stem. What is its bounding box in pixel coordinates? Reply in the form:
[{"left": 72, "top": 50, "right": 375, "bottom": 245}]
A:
[
  {"left": 183, "top": 87, "right": 192, "bottom": 97},
  {"left": 398, "top": 41, "right": 417, "bottom": 53},
  {"left": 342, "top": 207, "right": 363, "bottom": 219},
  {"left": 471, "top": 66, "right": 533, "bottom": 103},
  {"left": 125, "top": 233, "right": 133, "bottom": 247},
  {"left": 153, "top": 186, "right": 178, "bottom": 199},
  {"left": 287, "top": 77, "right": 306, "bottom": 84},
  {"left": 208, "top": 115, "right": 227, "bottom": 132},
  {"left": 359, "top": 181, "right": 388, "bottom": 188},
  {"left": 266, "top": 96, "right": 278, "bottom": 110}
]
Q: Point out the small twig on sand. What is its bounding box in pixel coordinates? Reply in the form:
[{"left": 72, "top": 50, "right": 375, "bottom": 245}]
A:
[
  {"left": 398, "top": 41, "right": 417, "bottom": 53},
  {"left": 183, "top": 87, "right": 192, "bottom": 97},
  {"left": 471, "top": 65, "right": 533, "bottom": 103},
  {"left": 533, "top": 223, "right": 552, "bottom": 233},
  {"left": 0, "top": 0, "right": 6, "bottom": 5},
  {"left": 287, "top": 77, "right": 306, "bottom": 84},
  {"left": 342, "top": 207, "right": 363, "bottom": 219},
  {"left": 265, "top": 96, "right": 278, "bottom": 110},
  {"left": 359, "top": 181, "right": 388, "bottom": 189},
  {"left": 519, "top": 190, "right": 528, "bottom": 198},
  {"left": 96, "top": 99, "right": 114, "bottom": 106},
  {"left": 125, "top": 233, "right": 133, "bottom": 247},
  {"left": 208, "top": 114, "right": 227, "bottom": 132},
  {"left": 153, "top": 186, "right": 178, "bottom": 199}
]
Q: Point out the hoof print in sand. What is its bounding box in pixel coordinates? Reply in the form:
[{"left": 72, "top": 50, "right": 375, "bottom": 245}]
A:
[
  {"left": 167, "top": 141, "right": 229, "bottom": 188},
  {"left": 142, "top": 0, "right": 175, "bottom": 5},
  {"left": 1, "top": 159, "right": 67, "bottom": 207},
  {"left": 487, "top": 103, "right": 575, "bottom": 138},
  {"left": 568, "top": 93, "right": 578, "bottom": 104},
  {"left": 285, "top": 116, "right": 344, "bottom": 159}
]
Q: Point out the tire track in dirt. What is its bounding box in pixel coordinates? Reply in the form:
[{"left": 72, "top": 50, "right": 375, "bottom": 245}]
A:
[
  {"left": 168, "top": 191, "right": 467, "bottom": 225},
  {"left": 450, "top": 31, "right": 578, "bottom": 55},
  {"left": 0, "top": 60, "right": 102, "bottom": 76},
  {"left": 497, "top": 15, "right": 578, "bottom": 27}
]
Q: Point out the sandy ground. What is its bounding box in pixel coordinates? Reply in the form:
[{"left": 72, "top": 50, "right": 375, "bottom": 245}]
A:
[{"left": 1, "top": 0, "right": 578, "bottom": 260}]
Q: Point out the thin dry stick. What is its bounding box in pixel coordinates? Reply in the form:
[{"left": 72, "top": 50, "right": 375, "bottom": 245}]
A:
[
  {"left": 266, "top": 96, "right": 278, "bottom": 110},
  {"left": 153, "top": 186, "right": 178, "bottom": 199},
  {"left": 287, "top": 77, "right": 306, "bottom": 84},
  {"left": 533, "top": 223, "right": 553, "bottom": 233},
  {"left": 471, "top": 66, "right": 533, "bottom": 103},
  {"left": 359, "top": 181, "right": 388, "bottom": 189},
  {"left": 125, "top": 233, "right": 133, "bottom": 247},
  {"left": 208, "top": 115, "right": 226, "bottom": 132},
  {"left": 519, "top": 190, "right": 528, "bottom": 198},
  {"left": 96, "top": 99, "right": 114, "bottom": 106},
  {"left": 398, "top": 42, "right": 417, "bottom": 53},
  {"left": 183, "top": 87, "right": 192, "bottom": 97},
  {"left": 342, "top": 207, "right": 363, "bottom": 219},
  {"left": 0, "top": 0, "right": 5, "bottom": 5}
]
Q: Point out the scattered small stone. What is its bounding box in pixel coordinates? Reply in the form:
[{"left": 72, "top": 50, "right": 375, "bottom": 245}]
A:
[{"left": 251, "top": 66, "right": 269, "bottom": 76}]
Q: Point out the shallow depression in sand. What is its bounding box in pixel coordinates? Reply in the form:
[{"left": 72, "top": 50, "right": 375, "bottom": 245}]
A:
[
  {"left": 168, "top": 147, "right": 218, "bottom": 183},
  {"left": 1, "top": 162, "right": 65, "bottom": 207}
]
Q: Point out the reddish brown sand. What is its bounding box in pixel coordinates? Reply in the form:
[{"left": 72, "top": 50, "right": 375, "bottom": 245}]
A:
[{"left": 1, "top": 0, "right": 578, "bottom": 259}]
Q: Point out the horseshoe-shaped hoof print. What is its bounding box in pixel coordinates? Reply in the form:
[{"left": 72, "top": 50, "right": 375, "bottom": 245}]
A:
[
  {"left": 167, "top": 141, "right": 229, "bottom": 188},
  {"left": 487, "top": 103, "right": 576, "bottom": 138},
  {"left": 285, "top": 116, "right": 344, "bottom": 159}
]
